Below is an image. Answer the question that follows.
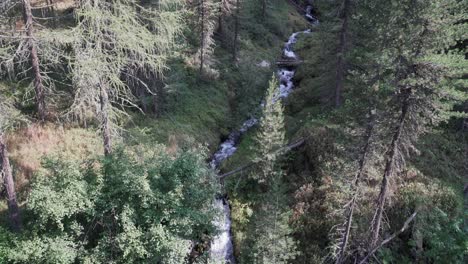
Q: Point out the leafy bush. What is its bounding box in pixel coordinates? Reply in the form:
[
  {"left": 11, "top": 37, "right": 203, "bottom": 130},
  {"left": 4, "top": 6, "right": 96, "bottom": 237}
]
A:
[{"left": 6, "top": 145, "right": 218, "bottom": 263}]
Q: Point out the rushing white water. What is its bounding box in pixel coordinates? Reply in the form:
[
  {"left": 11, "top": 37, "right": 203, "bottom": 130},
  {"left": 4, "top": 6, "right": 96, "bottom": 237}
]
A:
[
  {"left": 209, "top": 199, "right": 236, "bottom": 263},
  {"left": 208, "top": 5, "right": 317, "bottom": 264},
  {"left": 210, "top": 118, "right": 258, "bottom": 169}
]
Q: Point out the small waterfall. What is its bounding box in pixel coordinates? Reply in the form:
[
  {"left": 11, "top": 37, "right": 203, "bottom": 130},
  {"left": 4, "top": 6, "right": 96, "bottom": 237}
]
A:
[{"left": 208, "top": 5, "right": 317, "bottom": 264}]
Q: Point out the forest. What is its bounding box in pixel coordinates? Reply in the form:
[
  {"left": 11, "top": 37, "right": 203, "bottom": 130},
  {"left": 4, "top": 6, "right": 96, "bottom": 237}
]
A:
[{"left": 0, "top": 0, "right": 466, "bottom": 263}]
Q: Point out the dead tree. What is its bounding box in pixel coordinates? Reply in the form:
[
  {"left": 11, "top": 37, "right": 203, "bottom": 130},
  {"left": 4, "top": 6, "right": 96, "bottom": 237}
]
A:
[
  {"left": 261, "top": 0, "right": 267, "bottom": 18},
  {"left": 199, "top": 0, "right": 206, "bottom": 74},
  {"left": 369, "top": 88, "right": 411, "bottom": 250},
  {"left": 232, "top": 0, "right": 240, "bottom": 62},
  {"left": 335, "top": 109, "right": 375, "bottom": 264},
  {"left": 361, "top": 211, "right": 417, "bottom": 264}
]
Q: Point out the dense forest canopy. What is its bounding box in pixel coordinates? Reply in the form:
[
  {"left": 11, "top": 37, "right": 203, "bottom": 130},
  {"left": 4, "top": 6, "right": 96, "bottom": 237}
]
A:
[{"left": 0, "top": 0, "right": 466, "bottom": 263}]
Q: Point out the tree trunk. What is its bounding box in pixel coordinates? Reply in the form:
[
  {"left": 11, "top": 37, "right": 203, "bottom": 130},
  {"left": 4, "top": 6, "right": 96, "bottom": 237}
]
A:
[
  {"left": 369, "top": 90, "right": 410, "bottom": 250},
  {"left": 22, "top": 0, "right": 46, "bottom": 121},
  {"left": 46, "top": 0, "right": 56, "bottom": 27},
  {"left": 217, "top": 1, "right": 224, "bottom": 39},
  {"left": 411, "top": 204, "right": 424, "bottom": 263},
  {"left": 232, "top": 0, "right": 240, "bottom": 62},
  {"left": 335, "top": 0, "right": 350, "bottom": 107},
  {"left": 262, "top": 0, "right": 267, "bottom": 18},
  {"left": 100, "top": 85, "right": 112, "bottom": 156},
  {"left": 336, "top": 109, "right": 375, "bottom": 264},
  {"left": 0, "top": 133, "right": 21, "bottom": 231},
  {"left": 199, "top": 0, "right": 205, "bottom": 75}
]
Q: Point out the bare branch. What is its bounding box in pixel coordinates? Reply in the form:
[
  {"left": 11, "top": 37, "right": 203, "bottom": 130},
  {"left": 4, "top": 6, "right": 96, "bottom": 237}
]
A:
[{"left": 360, "top": 211, "right": 418, "bottom": 264}]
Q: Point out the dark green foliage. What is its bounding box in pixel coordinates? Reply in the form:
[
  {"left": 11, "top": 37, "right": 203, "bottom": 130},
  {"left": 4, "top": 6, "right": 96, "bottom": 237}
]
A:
[
  {"left": 239, "top": 174, "right": 299, "bottom": 264},
  {"left": 232, "top": 75, "right": 298, "bottom": 263},
  {"left": 5, "top": 145, "right": 218, "bottom": 263},
  {"left": 290, "top": 0, "right": 467, "bottom": 262}
]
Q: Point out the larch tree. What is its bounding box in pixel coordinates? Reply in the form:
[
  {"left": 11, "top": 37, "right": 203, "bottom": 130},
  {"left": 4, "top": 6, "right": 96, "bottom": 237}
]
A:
[
  {"left": 217, "top": 0, "right": 234, "bottom": 39},
  {"left": 254, "top": 75, "right": 286, "bottom": 183},
  {"left": 302, "top": 0, "right": 356, "bottom": 106},
  {"left": 232, "top": 0, "right": 240, "bottom": 62},
  {"left": 21, "top": 0, "right": 46, "bottom": 120},
  {"left": 190, "top": 0, "right": 219, "bottom": 76},
  {"left": 214, "top": 0, "right": 241, "bottom": 62},
  {"left": 260, "top": 0, "right": 267, "bottom": 18},
  {"left": 69, "top": 0, "right": 183, "bottom": 156},
  {"left": 0, "top": 133, "right": 19, "bottom": 231},
  {"left": 245, "top": 75, "right": 298, "bottom": 264},
  {"left": 249, "top": 174, "right": 299, "bottom": 264},
  {"left": 0, "top": 0, "right": 61, "bottom": 121}
]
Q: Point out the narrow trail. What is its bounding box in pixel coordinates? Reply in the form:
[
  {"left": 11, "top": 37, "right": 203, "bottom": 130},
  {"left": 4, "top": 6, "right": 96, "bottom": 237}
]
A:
[{"left": 208, "top": 4, "right": 317, "bottom": 263}]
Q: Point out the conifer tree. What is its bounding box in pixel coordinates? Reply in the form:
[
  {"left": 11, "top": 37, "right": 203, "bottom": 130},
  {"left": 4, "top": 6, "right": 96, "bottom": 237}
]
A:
[
  {"left": 334, "top": 0, "right": 351, "bottom": 107},
  {"left": 333, "top": 109, "right": 375, "bottom": 264},
  {"left": 260, "top": 0, "right": 267, "bottom": 18},
  {"left": 249, "top": 174, "right": 299, "bottom": 264},
  {"left": 0, "top": 0, "right": 62, "bottom": 121},
  {"left": 244, "top": 75, "right": 298, "bottom": 263},
  {"left": 217, "top": 0, "right": 234, "bottom": 39},
  {"left": 346, "top": 0, "right": 468, "bottom": 253},
  {"left": 254, "top": 75, "right": 285, "bottom": 183},
  {"left": 70, "top": 0, "right": 183, "bottom": 155},
  {"left": 21, "top": 0, "right": 46, "bottom": 120},
  {"left": 0, "top": 133, "right": 19, "bottom": 232},
  {"left": 318, "top": 0, "right": 468, "bottom": 260},
  {"left": 190, "top": 0, "right": 219, "bottom": 76},
  {"left": 303, "top": 0, "right": 354, "bottom": 105},
  {"left": 232, "top": 0, "right": 240, "bottom": 62}
]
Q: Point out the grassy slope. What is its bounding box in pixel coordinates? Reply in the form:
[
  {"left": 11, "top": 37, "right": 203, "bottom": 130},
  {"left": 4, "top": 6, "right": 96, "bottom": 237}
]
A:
[{"left": 126, "top": 1, "right": 309, "bottom": 153}]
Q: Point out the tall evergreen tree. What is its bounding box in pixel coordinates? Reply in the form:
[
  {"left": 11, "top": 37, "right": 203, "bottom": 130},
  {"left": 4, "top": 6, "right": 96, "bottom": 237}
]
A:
[
  {"left": 254, "top": 75, "right": 285, "bottom": 183},
  {"left": 327, "top": 0, "right": 468, "bottom": 256},
  {"left": 242, "top": 75, "right": 298, "bottom": 263},
  {"left": 190, "top": 0, "right": 220, "bottom": 76},
  {"left": 333, "top": 109, "right": 375, "bottom": 264},
  {"left": 334, "top": 0, "right": 351, "bottom": 107},
  {"left": 249, "top": 174, "right": 299, "bottom": 264},
  {"left": 232, "top": 0, "right": 240, "bottom": 62},
  {"left": 319, "top": 0, "right": 468, "bottom": 260},
  {"left": 69, "top": 0, "right": 183, "bottom": 155},
  {"left": 0, "top": 0, "right": 63, "bottom": 120},
  {"left": 21, "top": 0, "right": 46, "bottom": 120}
]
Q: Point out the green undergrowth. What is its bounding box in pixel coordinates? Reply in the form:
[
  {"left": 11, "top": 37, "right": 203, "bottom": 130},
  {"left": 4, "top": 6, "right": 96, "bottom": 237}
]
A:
[
  {"left": 126, "top": 61, "right": 231, "bottom": 151},
  {"left": 126, "top": 1, "right": 310, "bottom": 151},
  {"left": 412, "top": 131, "right": 466, "bottom": 187}
]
